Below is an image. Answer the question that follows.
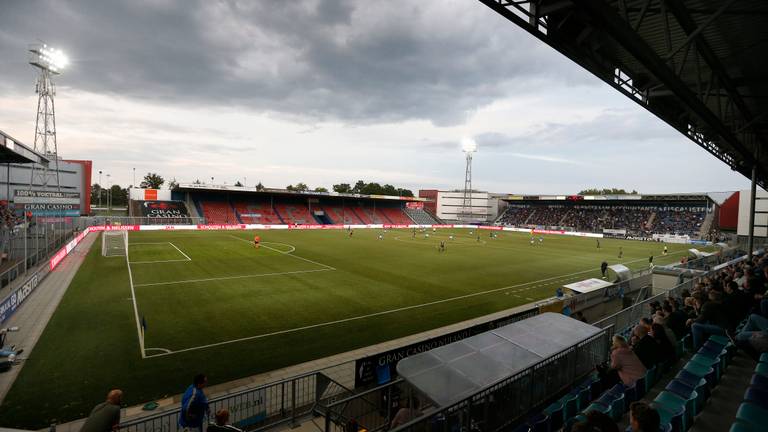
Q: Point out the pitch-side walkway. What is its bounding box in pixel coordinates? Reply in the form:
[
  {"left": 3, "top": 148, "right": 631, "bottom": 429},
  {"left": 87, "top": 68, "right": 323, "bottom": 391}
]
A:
[
  {"left": 0, "top": 233, "right": 97, "bottom": 405},
  {"left": 51, "top": 300, "right": 541, "bottom": 432}
]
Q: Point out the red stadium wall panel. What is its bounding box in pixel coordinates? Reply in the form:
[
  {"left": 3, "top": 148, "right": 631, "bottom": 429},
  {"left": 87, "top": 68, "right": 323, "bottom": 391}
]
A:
[
  {"left": 64, "top": 159, "right": 92, "bottom": 214},
  {"left": 418, "top": 189, "right": 438, "bottom": 214},
  {"left": 718, "top": 191, "right": 739, "bottom": 230}
]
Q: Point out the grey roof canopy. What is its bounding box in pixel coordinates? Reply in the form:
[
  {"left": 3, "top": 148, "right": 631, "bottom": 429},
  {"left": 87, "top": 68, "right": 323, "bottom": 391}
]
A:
[
  {"left": 396, "top": 313, "right": 603, "bottom": 407},
  {"left": 479, "top": 0, "right": 768, "bottom": 189}
]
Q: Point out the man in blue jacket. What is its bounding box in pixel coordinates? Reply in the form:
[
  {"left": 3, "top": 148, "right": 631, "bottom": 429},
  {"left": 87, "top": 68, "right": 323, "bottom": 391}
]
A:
[{"left": 179, "top": 374, "right": 210, "bottom": 431}]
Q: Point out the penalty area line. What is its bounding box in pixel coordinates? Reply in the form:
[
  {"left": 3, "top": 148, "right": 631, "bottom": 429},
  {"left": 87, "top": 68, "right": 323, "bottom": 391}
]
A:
[
  {"left": 169, "top": 242, "right": 192, "bottom": 261},
  {"left": 142, "top": 251, "right": 679, "bottom": 359}
]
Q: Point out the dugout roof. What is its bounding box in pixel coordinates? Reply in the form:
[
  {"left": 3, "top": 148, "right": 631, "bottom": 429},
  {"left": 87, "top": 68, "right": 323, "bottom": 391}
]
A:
[
  {"left": 396, "top": 312, "right": 602, "bottom": 407},
  {"left": 480, "top": 0, "right": 768, "bottom": 189}
]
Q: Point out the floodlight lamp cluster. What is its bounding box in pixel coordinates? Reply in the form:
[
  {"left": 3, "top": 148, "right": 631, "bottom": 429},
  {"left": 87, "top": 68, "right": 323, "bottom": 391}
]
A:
[
  {"left": 29, "top": 43, "right": 69, "bottom": 74},
  {"left": 461, "top": 137, "right": 478, "bottom": 153}
]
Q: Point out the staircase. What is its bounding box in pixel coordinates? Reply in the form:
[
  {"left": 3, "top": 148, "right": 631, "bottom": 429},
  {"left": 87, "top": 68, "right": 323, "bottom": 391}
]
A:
[
  {"left": 699, "top": 211, "right": 715, "bottom": 238},
  {"left": 647, "top": 212, "right": 657, "bottom": 230},
  {"left": 524, "top": 209, "right": 536, "bottom": 224}
]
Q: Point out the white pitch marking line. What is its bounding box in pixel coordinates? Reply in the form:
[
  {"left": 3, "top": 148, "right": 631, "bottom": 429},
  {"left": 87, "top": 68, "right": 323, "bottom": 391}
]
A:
[
  {"left": 124, "top": 238, "right": 146, "bottom": 359},
  {"left": 133, "top": 268, "right": 334, "bottom": 288},
  {"left": 130, "top": 242, "right": 169, "bottom": 245},
  {"left": 130, "top": 259, "right": 191, "bottom": 264},
  {"left": 145, "top": 347, "right": 173, "bottom": 354},
  {"left": 227, "top": 234, "right": 336, "bottom": 270},
  {"left": 143, "top": 251, "right": 682, "bottom": 359},
  {"left": 169, "top": 242, "right": 192, "bottom": 261}
]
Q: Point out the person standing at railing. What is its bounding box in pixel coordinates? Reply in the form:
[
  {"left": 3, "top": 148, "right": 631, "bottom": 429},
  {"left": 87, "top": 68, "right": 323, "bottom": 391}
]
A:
[
  {"left": 80, "top": 389, "right": 122, "bottom": 432},
  {"left": 179, "top": 374, "right": 210, "bottom": 432}
]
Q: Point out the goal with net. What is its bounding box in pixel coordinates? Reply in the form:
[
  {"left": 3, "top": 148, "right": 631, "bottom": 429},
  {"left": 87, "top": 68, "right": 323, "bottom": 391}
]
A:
[{"left": 102, "top": 230, "right": 128, "bottom": 257}]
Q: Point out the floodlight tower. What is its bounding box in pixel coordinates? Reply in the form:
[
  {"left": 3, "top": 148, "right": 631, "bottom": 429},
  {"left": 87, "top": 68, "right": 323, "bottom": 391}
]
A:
[
  {"left": 460, "top": 137, "right": 477, "bottom": 222},
  {"left": 28, "top": 43, "right": 69, "bottom": 191}
]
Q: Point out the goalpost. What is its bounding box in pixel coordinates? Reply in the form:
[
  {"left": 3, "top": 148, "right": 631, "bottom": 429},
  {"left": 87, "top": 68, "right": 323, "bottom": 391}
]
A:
[{"left": 102, "top": 230, "right": 129, "bottom": 257}]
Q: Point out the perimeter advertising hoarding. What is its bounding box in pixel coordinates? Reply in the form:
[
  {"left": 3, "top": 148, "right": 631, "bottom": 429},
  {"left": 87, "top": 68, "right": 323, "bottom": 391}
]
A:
[
  {"left": 405, "top": 202, "right": 424, "bottom": 209},
  {"left": 140, "top": 201, "right": 190, "bottom": 218},
  {"left": 14, "top": 190, "right": 81, "bottom": 216},
  {"left": 14, "top": 190, "right": 80, "bottom": 203},
  {"left": 354, "top": 307, "right": 538, "bottom": 387}
]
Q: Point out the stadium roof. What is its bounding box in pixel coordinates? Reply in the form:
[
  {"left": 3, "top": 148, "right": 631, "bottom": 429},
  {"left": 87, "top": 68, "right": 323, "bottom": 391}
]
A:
[
  {"left": 0, "top": 129, "right": 47, "bottom": 164},
  {"left": 176, "top": 183, "right": 427, "bottom": 202},
  {"left": 480, "top": 0, "right": 768, "bottom": 189}
]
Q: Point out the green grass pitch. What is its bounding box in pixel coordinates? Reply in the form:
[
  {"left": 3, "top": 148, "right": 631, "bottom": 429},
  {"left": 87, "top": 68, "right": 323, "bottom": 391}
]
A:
[{"left": 0, "top": 228, "right": 694, "bottom": 427}]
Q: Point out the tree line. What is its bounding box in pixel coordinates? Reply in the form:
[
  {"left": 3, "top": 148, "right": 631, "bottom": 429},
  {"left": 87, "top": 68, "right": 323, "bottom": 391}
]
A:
[
  {"left": 577, "top": 188, "right": 639, "bottom": 195},
  {"left": 92, "top": 173, "right": 415, "bottom": 207}
]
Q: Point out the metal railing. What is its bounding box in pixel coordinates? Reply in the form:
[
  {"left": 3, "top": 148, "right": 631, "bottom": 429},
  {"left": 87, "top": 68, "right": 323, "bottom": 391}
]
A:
[
  {"left": 592, "top": 245, "right": 745, "bottom": 339},
  {"left": 389, "top": 331, "right": 609, "bottom": 432},
  {"left": 118, "top": 371, "right": 352, "bottom": 432},
  {"left": 322, "top": 379, "right": 407, "bottom": 432},
  {"left": 0, "top": 217, "right": 81, "bottom": 322}
]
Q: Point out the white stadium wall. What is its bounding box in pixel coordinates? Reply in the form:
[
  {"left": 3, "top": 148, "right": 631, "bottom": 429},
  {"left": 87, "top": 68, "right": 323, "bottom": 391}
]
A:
[
  {"left": 737, "top": 188, "right": 768, "bottom": 237},
  {"left": 129, "top": 188, "right": 172, "bottom": 201},
  {"left": 0, "top": 159, "right": 91, "bottom": 215}
]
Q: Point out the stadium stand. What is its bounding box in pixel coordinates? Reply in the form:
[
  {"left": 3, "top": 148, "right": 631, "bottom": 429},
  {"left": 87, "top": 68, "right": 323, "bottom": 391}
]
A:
[
  {"left": 376, "top": 207, "right": 412, "bottom": 225},
  {"left": 274, "top": 203, "right": 314, "bottom": 225},
  {"left": 653, "top": 208, "right": 706, "bottom": 237},
  {"left": 321, "top": 206, "right": 363, "bottom": 225},
  {"left": 197, "top": 200, "right": 238, "bottom": 224},
  {"left": 232, "top": 200, "right": 284, "bottom": 224},
  {"left": 497, "top": 202, "right": 706, "bottom": 237},
  {"left": 349, "top": 205, "right": 374, "bottom": 224},
  {"left": 403, "top": 207, "right": 438, "bottom": 225}
]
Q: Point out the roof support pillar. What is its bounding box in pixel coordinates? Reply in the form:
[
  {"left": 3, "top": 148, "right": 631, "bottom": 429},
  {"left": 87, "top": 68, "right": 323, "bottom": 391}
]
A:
[{"left": 748, "top": 162, "right": 757, "bottom": 259}]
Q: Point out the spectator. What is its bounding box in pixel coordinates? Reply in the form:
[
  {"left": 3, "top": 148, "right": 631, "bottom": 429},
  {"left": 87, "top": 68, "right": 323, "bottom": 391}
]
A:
[
  {"left": 663, "top": 303, "right": 687, "bottom": 339},
  {"left": 208, "top": 409, "right": 242, "bottom": 432},
  {"left": 723, "top": 280, "right": 750, "bottom": 330},
  {"left": 652, "top": 314, "right": 677, "bottom": 346},
  {"left": 630, "top": 325, "right": 658, "bottom": 369},
  {"left": 179, "top": 374, "right": 210, "bottom": 432},
  {"left": 629, "top": 402, "right": 660, "bottom": 432},
  {"left": 650, "top": 323, "right": 676, "bottom": 365},
  {"left": 689, "top": 290, "right": 729, "bottom": 349},
  {"left": 391, "top": 398, "right": 423, "bottom": 428},
  {"left": 80, "top": 389, "right": 122, "bottom": 432},
  {"left": 606, "top": 335, "right": 646, "bottom": 386},
  {"left": 736, "top": 314, "right": 768, "bottom": 346}
]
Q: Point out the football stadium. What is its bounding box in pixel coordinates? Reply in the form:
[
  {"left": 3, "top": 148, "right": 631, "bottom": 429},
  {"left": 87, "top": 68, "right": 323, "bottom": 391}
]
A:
[{"left": 1, "top": 2, "right": 768, "bottom": 432}]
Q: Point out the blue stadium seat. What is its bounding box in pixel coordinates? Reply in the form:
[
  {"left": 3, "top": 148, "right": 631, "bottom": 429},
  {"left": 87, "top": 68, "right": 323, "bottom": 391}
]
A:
[
  {"left": 743, "top": 387, "right": 768, "bottom": 410},
  {"left": 654, "top": 391, "right": 692, "bottom": 432},
  {"left": 665, "top": 379, "right": 701, "bottom": 415},
  {"left": 563, "top": 392, "right": 580, "bottom": 422},
  {"left": 543, "top": 401, "right": 564, "bottom": 432},
  {"left": 750, "top": 373, "right": 768, "bottom": 391},
  {"left": 528, "top": 412, "right": 550, "bottom": 432},
  {"left": 756, "top": 363, "right": 768, "bottom": 377},
  {"left": 735, "top": 403, "right": 768, "bottom": 431}
]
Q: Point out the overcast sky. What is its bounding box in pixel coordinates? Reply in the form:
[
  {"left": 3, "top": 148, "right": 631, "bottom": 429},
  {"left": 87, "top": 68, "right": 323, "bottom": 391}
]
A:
[{"left": 0, "top": 0, "right": 752, "bottom": 194}]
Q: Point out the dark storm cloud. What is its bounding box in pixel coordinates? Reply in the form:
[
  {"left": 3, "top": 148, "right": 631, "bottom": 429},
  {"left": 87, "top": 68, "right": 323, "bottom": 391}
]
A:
[
  {"left": 474, "top": 109, "right": 678, "bottom": 152},
  {"left": 0, "top": 0, "right": 598, "bottom": 125}
]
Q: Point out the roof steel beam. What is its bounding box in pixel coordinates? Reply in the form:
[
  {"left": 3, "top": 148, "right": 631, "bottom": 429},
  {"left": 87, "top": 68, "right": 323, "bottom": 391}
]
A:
[{"left": 664, "top": 0, "right": 761, "bottom": 141}]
